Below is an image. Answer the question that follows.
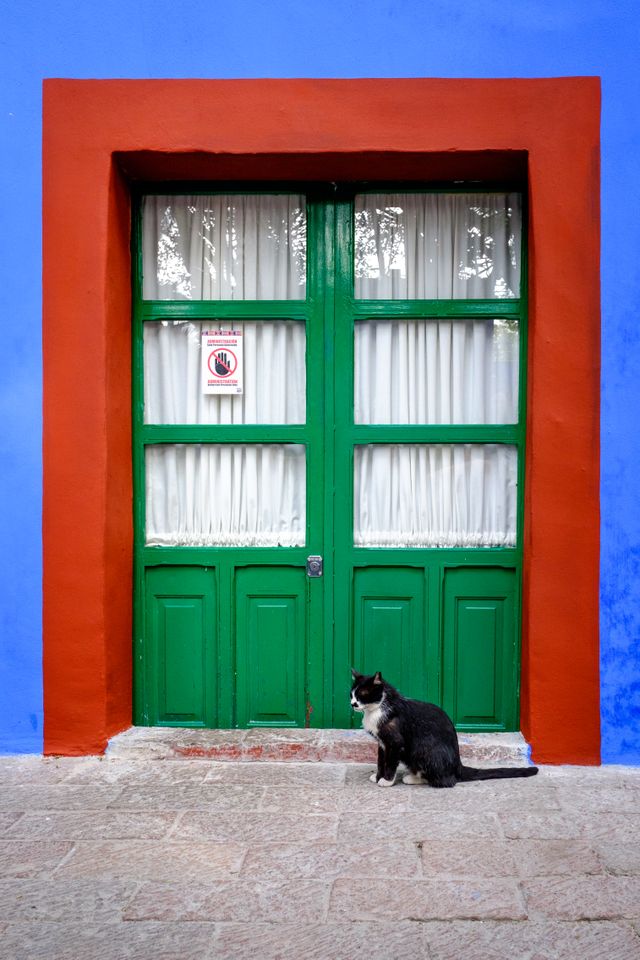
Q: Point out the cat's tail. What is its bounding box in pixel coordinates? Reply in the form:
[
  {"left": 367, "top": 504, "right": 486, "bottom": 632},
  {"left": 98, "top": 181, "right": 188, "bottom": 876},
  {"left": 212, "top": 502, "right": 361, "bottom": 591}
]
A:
[{"left": 458, "top": 765, "right": 538, "bottom": 782}]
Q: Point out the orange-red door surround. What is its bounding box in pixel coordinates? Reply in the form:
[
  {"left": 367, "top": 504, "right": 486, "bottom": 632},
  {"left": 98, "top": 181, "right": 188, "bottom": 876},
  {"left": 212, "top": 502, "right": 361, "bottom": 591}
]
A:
[{"left": 43, "top": 78, "right": 601, "bottom": 761}]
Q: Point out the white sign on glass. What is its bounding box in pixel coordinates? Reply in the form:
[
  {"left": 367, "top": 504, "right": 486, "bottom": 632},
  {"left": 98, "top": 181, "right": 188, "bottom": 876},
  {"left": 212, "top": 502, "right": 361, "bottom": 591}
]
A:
[{"left": 202, "top": 330, "right": 243, "bottom": 395}]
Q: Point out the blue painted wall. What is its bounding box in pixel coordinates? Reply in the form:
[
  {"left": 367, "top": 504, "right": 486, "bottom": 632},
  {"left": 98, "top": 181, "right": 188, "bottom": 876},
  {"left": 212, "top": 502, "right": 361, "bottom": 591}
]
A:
[{"left": 1, "top": 0, "right": 639, "bottom": 760}]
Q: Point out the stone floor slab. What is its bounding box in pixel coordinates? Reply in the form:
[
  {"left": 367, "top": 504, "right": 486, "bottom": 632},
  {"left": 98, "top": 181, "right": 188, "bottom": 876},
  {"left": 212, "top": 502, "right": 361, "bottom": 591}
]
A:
[
  {"left": 0, "top": 784, "right": 126, "bottom": 811},
  {"left": 125, "top": 878, "right": 330, "bottom": 922},
  {"left": 338, "top": 809, "right": 502, "bottom": 842},
  {"left": 0, "top": 758, "right": 85, "bottom": 784},
  {"left": 0, "top": 812, "right": 23, "bottom": 835},
  {"left": 54, "top": 840, "right": 245, "bottom": 881},
  {"left": 64, "top": 758, "right": 213, "bottom": 785},
  {"left": 0, "top": 841, "right": 74, "bottom": 878},
  {"left": 6, "top": 810, "right": 178, "bottom": 840},
  {"left": 594, "top": 841, "right": 640, "bottom": 874},
  {"left": 0, "top": 921, "right": 217, "bottom": 960},
  {"left": 214, "top": 921, "right": 426, "bottom": 960},
  {"left": 0, "top": 877, "right": 137, "bottom": 922},
  {"left": 330, "top": 877, "right": 526, "bottom": 921},
  {"left": 174, "top": 810, "right": 338, "bottom": 843},
  {"left": 204, "top": 761, "right": 347, "bottom": 785},
  {"left": 423, "top": 920, "right": 640, "bottom": 960},
  {"left": 109, "top": 782, "right": 265, "bottom": 811},
  {"left": 242, "top": 840, "right": 421, "bottom": 879},
  {"left": 523, "top": 875, "right": 640, "bottom": 919}
]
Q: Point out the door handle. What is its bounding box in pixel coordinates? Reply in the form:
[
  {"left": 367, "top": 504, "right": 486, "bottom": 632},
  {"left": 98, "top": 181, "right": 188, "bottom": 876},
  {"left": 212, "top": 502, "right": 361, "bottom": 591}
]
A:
[{"left": 306, "top": 555, "right": 323, "bottom": 578}]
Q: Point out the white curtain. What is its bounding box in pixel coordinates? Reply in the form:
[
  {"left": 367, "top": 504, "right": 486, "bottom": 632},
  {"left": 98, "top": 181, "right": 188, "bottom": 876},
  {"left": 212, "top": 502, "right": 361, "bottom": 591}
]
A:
[
  {"left": 355, "top": 193, "right": 521, "bottom": 299},
  {"left": 354, "top": 444, "right": 517, "bottom": 548},
  {"left": 146, "top": 445, "right": 306, "bottom": 547},
  {"left": 355, "top": 317, "right": 519, "bottom": 425},
  {"left": 144, "top": 321, "right": 306, "bottom": 425},
  {"left": 142, "top": 194, "right": 306, "bottom": 300}
]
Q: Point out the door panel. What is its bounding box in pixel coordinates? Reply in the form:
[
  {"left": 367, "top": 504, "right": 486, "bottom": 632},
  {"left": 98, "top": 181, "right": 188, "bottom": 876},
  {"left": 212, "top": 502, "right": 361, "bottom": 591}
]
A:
[
  {"left": 235, "top": 567, "right": 307, "bottom": 727},
  {"left": 442, "top": 567, "right": 516, "bottom": 729},
  {"left": 352, "top": 567, "right": 427, "bottom": 703},
  {"left": 144, "top": 566, "right": 217, "bottom": 726}
]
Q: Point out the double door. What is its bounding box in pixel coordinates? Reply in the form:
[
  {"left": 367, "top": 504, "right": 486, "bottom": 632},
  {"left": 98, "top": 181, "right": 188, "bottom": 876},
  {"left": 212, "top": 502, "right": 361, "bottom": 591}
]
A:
[{"left": 134, "top": 187, "right": 525, "bottom": 730}]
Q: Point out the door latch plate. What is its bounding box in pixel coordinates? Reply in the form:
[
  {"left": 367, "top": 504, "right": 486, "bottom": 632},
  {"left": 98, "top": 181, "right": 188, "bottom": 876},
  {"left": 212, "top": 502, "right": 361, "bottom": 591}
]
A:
[{"left": 306, "top": 555, "right": 323, "bottom": 578}]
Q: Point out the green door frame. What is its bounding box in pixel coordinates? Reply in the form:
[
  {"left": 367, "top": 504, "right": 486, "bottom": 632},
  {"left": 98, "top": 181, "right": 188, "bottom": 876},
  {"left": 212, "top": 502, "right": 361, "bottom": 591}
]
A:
[{"left": 132, "top": 183, "right": 527, "bottom": 731}]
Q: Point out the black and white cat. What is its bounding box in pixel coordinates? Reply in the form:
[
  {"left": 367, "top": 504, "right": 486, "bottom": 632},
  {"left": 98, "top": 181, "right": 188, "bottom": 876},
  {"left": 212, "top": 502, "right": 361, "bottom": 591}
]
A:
[{"left": 351, "top": 670, "right": 539, "bottom": 788}]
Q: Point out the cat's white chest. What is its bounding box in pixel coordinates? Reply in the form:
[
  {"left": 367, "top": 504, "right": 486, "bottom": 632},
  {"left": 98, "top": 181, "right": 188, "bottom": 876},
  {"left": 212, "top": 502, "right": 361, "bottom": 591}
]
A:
[{"left": 362, "top": 702, "right": 385, "bottom": 738}]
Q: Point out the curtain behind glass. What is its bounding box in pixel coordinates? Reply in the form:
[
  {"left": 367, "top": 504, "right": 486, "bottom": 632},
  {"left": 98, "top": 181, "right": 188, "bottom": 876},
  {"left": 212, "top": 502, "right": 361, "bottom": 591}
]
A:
[
  {"left": 355, "top": 318, "right": 519, "bottom": 425},
  {"left": 144, "top": 320, "right": 306, "bottom": 424},
  {"left": 354, "top": 444, "right": 517, "bottom": 548},
  {"left": 146, "top": 444, "right": 306, "bottom": 547},
  {"left": 355, "top": 193, "right": 521, "bottom": 299},
  {"left": 142, "top": 195, "right": 307, "bottom": 299}
]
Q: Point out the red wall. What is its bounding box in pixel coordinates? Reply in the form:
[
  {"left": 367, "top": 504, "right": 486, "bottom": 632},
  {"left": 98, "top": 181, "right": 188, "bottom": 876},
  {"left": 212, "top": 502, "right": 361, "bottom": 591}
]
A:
[{"left": 43, "top": 78, "right": 601, "bottom": 761}]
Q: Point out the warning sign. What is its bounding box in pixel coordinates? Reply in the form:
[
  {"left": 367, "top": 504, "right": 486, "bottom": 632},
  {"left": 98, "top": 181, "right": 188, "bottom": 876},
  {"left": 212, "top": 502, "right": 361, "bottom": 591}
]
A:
[{"left": 202, "top": 329, "right": 243, "bottom": 395}]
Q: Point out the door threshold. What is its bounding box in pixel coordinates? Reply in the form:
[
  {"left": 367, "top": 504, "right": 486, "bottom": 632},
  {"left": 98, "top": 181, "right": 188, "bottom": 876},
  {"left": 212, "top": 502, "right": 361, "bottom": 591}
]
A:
[{"left": 106, "top": 726, "right": 534, "bottom": 766}]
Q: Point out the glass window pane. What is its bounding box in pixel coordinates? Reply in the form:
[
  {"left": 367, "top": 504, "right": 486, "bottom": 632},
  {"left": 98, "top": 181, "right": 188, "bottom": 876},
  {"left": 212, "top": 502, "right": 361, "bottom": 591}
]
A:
[
  {"left": 146, "top": 444, "right": 306, "bottom": 547},
  {"left": 354, "top": 444, "right": 517, "bottom": 547},
  {"left": 142, "top": 194, "right": 307, "bottom": 300},
  {"left": 144, "top": 320, "right": 306, "bottom": 425},
  {"left": 354, "top": 193, "right": 522, "bottom": 299},
  {"left": 354, "top": 318, "right": 519, "bottom": 424}
]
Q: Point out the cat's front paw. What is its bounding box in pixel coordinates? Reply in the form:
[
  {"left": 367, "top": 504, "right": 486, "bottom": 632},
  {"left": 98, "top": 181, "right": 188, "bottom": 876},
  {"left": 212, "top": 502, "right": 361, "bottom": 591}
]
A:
[
  {"left": 377, "top": 776, "right": 396, "bottom": 787},
  {"left": 369, "top": 772, "right": 378, "bottom": 783}
]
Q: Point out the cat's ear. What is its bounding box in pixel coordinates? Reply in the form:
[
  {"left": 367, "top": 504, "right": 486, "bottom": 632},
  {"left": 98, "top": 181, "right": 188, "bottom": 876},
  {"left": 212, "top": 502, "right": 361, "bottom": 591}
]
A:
[
  {"left": 373, "top": 671, "right": 383, "bottom": 685},
  {"left": 351, "top": 668, "right": 363, "bottom": 681}
]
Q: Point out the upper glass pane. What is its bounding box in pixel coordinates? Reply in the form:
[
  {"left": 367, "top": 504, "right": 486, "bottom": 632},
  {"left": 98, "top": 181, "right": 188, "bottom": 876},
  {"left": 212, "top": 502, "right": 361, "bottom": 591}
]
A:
[
  {"left": 354, "top": 193, "right": 522, "bottom": 299},
  {"left": 144, "top": 320, "right": 306, "bottom": 425},
  {"left": 142, "top": 194, "right": 307, "bottom": 300},
  {"left": 355, "top": 318, "right": 519, "bottom": 425}
]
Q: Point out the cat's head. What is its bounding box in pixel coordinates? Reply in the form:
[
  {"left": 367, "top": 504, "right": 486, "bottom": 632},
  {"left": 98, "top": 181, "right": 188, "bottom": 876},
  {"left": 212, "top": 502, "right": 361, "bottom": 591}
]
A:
[{"left": 350, "top": 669, "right": 384, "bottom": 712}]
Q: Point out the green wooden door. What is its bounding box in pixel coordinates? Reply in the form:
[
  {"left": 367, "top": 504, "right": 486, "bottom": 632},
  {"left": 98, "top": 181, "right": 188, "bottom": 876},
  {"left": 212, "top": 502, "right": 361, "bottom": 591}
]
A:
[{"left": 134, "top": 187, "right": 526, "bottom": 731}]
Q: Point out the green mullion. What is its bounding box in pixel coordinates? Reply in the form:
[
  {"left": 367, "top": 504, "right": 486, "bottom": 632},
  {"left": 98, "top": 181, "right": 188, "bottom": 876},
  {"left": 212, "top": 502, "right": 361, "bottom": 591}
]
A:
[
  {"left": 141, "top": 425, "right": 309, "bottom": 444},
  {"left": 216, "top": 556, "right": 234, "bottom": 727},
  {"left": 142, "top": 546, "right": 309, "bottom": 565},
  {"left": 350, "top": 548, "right": 519, "bottom": 565},
  {"left": 352, "top": 299, "right": 521, "bottom": 319},
  {"left": 349, "top": 425, "right": 519, "bottom": 445},
  {"left": 141, "top": 301, "right": 309, "bottom": 321},
  {"left": 332, "top": 199, "right": 356, "bottom": 726},
  {"left": 307, "top": 198, "right": 330, "bottom": 728}
]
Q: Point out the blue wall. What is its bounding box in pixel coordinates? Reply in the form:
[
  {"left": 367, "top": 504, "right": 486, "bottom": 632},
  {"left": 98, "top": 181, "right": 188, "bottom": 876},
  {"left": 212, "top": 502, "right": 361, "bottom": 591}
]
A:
[{"left": 1, "top": 0, "right": 639, "bottom": 760}]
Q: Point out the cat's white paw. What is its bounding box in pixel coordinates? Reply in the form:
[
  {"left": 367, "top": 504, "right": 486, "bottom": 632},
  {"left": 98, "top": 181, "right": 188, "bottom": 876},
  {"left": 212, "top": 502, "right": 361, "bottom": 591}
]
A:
[
  {"left": 402, "top": 772, "right": 427, "bottom": 785},
  {"left": 369, "top": 772, "right": 378, "bottom": 783},
  {"left": 377, "top": 776, "right": 396, "bottom": 787}
]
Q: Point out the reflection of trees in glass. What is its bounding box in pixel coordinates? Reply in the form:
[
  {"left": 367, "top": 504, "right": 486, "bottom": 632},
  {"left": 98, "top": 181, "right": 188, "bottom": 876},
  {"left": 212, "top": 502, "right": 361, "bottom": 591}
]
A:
[
  {"left": 355, "top": 195, "right": 520, "bottom": 297},
  {"left": 355, "top": 206, "right": 406, "bottom": 279},
  {"left": 493, "top": 317, "right": 519, "bottom": 364},
  {"left": 459, "top": 204, "right": 517, "bottom": 297},
  {"left": 155, "top": 197, "right": 307, "bottom": 298},
  {"left": 157, "top": 206, "right": 193, "bottom": 298}
]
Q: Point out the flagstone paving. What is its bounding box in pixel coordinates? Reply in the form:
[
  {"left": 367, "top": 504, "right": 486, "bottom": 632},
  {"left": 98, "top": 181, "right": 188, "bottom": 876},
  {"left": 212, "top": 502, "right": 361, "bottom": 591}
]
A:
[{"left": 0, "top": 754, "right": 639, "bottom": 958}]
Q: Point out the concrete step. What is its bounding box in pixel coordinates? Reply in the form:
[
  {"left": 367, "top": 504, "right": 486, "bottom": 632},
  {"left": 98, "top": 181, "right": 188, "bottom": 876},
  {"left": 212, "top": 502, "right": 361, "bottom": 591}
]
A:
[{"left": 106, "top": 726, "right": 534, "bottom": 766}]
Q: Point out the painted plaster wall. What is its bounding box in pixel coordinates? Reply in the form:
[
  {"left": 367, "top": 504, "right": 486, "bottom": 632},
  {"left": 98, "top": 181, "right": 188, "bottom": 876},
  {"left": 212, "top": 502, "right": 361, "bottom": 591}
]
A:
[{"left": 1, "top": 0, "right": 638, "bottom": 760}]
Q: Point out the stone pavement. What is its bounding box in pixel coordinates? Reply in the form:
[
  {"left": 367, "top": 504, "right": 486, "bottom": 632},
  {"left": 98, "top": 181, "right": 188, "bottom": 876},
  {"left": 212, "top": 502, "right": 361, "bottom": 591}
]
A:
[{"left": 0, "top": 748, "right": 640, "bottom": 959}]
